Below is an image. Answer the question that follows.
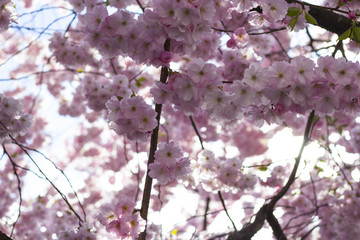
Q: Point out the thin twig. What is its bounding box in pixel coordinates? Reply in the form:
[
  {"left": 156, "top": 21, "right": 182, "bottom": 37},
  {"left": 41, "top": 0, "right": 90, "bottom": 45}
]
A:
[
  {"left": 248, "top": 27, "right": 287, "bottom": 35},
  {"left": 189, "top": 116, "right": 204, "bottom": 150},
  {"left": 218, "top": 191, "right": 237, "bottom": 231},
  {"left": 3, "top": 146, "right": 22, "bottom": 237},
  {"left": 203, "top": 196, "right": 210, "bottom": 230},
  {"left": 19, "top": 144, "right": 87, "bottom": 221},
  {"left": 0, "top": 68, "right": 106, "bottom": 82},
  {"left": 136, "top": 0, "right": 145, "bottom": 12},
  {"left": 7, "top": 134, "right": 84, "bottom": 224},
  {"left": 0, "top": 12, "right": 76, "bottom": 68}
]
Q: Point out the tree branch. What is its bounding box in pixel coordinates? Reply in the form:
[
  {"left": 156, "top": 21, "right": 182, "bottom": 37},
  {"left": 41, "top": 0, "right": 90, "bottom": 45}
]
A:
[
  {"left": 0, "top": 231, "right": 13, "bottom": 240},
  {"left": 139, "top": 38, "right": 170, "bottom": 240},
  {"left": 3, "top": 146, "right": 22, "bottom": 238},
  {"left": 189, "top": 116, "right": 204, "bottom": 150},
  {"left": 227, "top": 110, "right": 316, "bottom": 240},
  {"left": 308, "top": 5, "right": 352, "bottom": 35},
  {"left": 286, "top": 1, "right": 353, "bottom": 36},
  {"left": 203, "top": 196, "right": 211, "bottom": 230},
  {"left": 266, "top": 212, "right": 287, "bottom": 240}
]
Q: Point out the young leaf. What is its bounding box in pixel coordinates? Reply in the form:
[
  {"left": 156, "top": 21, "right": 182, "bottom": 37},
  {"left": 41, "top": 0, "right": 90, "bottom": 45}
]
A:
[
  {"left": 338, "top": 27, "right": 352, "bottom": 41},
  {"left": 287, "top": 7, "right": 300, "bottom": 17},
  {"left": 305, "top": 12, "right": 318, "bottom": 25},
  {"left": 289, "top": 15, "right": 299, "bottom": 31},
  {"left": 258, "top": 166, "right": 268, "bottom": 171},
  {"left": 353, "top": 26, "right": 360, "bottom": 43}
]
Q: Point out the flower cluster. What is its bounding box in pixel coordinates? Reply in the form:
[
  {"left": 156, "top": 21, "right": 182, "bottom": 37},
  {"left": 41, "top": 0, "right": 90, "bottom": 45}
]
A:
[
  {"left": 83, "top": 74, "right": 132, "bottom": 111},
  {"left": 0, "top": 94, "right": 32, "bottom": 144},
  {"left": 218, "top": 55, "right": 360, "bottom": 126},
  {"left": 151, "top": 73, "right": 200, "bottom": 115},
  {"left": 0, "top": 0, "right": 16, "bottom": 31},
  {"left": 192, "top": 150, "right": 257, "bottom": 192},
  {"left": 57, "top": 224, "right": 97, "bottom": 240},
  {"left": 78, "top": 0, "right": 220, "bottom": 66},
  {"left": 80, "top": 5, "right": 168, "bottom": 66},
  {"left": 151, "top": 60, "right": 223, "bottom": 116},
  {"left": 97, "top": 197, "right": 145, "bottom": 239},
  {"left": 317, "top": 183, "right": 360, "bottom": 239},
  {"left": 148, "top": 142, "right": 191, "bottom": 185},
  {"left": 105, "top": 95, "right": 157, "bottom": 142},
  {"left": 49, "top": 32, "right": 96, "bottom": 67},
  {"left": 152, "top": 0, "right": 215, "bottom": 43}
]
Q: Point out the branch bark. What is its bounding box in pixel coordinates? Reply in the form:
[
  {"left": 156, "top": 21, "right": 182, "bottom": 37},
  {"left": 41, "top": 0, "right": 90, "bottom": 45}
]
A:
[
  {"left": 307, "top": 5, "right": 352, "bottom": 36},
  {"left": 285, "top": 0, "right": 353, "bottom": 36},
  {"left": 0, "top": 231, "right": 12, "bottom": 240},
  {"left": 139, "top": 39, "right": 170, "bottom": 240}
]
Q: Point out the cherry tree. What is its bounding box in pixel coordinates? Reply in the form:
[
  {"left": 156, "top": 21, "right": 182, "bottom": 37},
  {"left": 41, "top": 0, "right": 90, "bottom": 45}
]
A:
[{"left": 1, "top": 0, "right": 360, "bottom": 239}]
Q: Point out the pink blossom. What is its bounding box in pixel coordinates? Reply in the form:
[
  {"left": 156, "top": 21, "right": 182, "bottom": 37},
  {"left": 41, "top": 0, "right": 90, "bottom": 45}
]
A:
[
  {"left": 115, "top": 197, "right": 135, "bottom": 216},
  {"left": 243, "top": 62, "right": 266, "bottom": 91},
  {"left": 127, "top": 212, "right": 146, "bottom": 238},
  {"left": 314, "top": 91, "right": 339, "bottom": 115},
  {"left": 226, "top": 38, "right": 237, "bottom": 48},
  {"left": 232, "top": 27, "right": 249, "bottom": 46},
  {"left": 106, "top": 218, "right": 130, "bottom": 238},
  {"left": 348, "top": 11, "right": 356, "bottom": 20},
  {"left": 291, "top": 56, "right": 315, "bottom": 84},
  {"left": 159, "top": 51, "right": 173, "bottom": 66},
  {"left": 262, "top": 0, "right": 289, "bottom": 22},
  {"left": 97, "top": 204, "right": 116, "bottom": 226},
  {"left": 149, "top": 142, "right": 190, "bottom": 185}
]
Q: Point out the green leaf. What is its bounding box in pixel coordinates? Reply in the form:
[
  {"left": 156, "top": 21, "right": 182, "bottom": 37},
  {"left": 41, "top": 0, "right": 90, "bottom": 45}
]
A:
[
  {"left": 353, "top": 26, "right": 360, "bottom": 43},
  {"left": 168, "top": 68, "right": 179, "bottom": 77},
  {"left": 138, "top": 77, "right": 146, "bottom": 82},
  {"left": 130, "top": 90, "right": 136, "bottom": 98},
  {"left": 305, "top": 12, "right": 318, "bottom": 25},
  {"left": 135, "top": 77, "right": 146, "bottom": 87},
  {"left": 314, "top": 165, "right": 323, "bottom": 173},
  {"left": 287, "top": 7, "right": 300, "bottom": 17},
  {"left": 258, "top": 166, "right": 268, "bottom": 171},
  {"left": 289, "top": 15, "right": 299, "bottom": 31},
  {"left": 105, "top": 0, "right": 110, "bottom": 6},
  {"left": 337, "top": 126, "right": 343, "bottom": 134},
  {"left": 338, "top": 27, "right": 352, "bottom": 41},
  {"left": 338, "top": 0, "right": 353, "bottom": 7}
]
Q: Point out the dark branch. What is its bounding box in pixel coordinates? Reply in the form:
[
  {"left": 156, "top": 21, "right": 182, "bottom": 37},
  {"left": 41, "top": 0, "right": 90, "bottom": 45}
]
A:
[
  {"left": 218, "top": 191, "right": 237, "bottom": 231},
  {"left": 139, "top": 38, "right": 170, "bottom": 240},
  {"left": 267, "top": 212, "right": 287, "bottom": 240},
  {"left": 189, "top": 116, "right": 204, "bottom": 150},
  {"left": 308, "top": 5, "right": 352, "bottom": 35},
  {"left": 285, "top": 0, "right": 353, "bottom": 36},
  {"left": 203, "top": 196, "right": 211, "bottom": 230},
  {"left": 3, "top": 146, "right": 22, "bottom": 237},
  {"left": 0, "top": 231, "right": 13, "bottom": 240}
]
